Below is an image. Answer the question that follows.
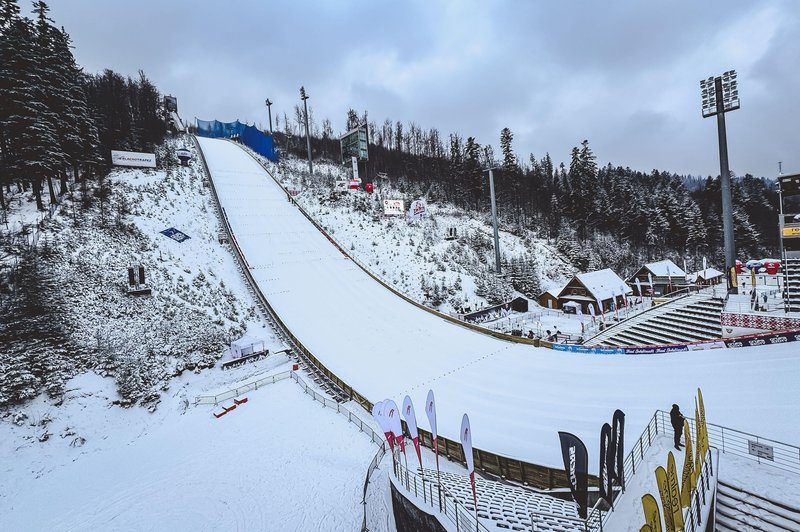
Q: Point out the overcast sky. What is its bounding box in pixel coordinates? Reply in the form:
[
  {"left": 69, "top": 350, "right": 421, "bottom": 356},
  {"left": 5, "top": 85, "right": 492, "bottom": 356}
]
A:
[{"left": 45, "top": 0, "right": 798, "bottom": 178}]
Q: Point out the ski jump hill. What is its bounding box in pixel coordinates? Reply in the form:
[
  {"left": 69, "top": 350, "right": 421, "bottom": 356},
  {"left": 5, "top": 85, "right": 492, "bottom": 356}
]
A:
[{"left": 195, "top": 136, "right": 800, "bottom": 479}]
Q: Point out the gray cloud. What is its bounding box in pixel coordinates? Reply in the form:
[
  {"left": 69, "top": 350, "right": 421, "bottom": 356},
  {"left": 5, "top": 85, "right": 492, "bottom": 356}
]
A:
[{"left": 45, "top": 0, "right": 798, "bottom": 178}]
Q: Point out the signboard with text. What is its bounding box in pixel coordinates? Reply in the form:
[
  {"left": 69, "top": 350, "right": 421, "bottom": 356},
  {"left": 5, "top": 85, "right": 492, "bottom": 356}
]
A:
[
  {"left": 112, "top": 150, "right": 156, "bottom": 168},
  {"left": 383, "top": 199, "right": 404, "bottom": 215}
]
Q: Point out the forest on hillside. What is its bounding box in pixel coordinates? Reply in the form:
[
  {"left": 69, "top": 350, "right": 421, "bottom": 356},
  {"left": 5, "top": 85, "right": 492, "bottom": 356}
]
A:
[
  {"left": 0, "top": 0, "right": 165, "bottom": 212},
  {"left": 275, "top": 108, "right": 779, "bottom": 275}
]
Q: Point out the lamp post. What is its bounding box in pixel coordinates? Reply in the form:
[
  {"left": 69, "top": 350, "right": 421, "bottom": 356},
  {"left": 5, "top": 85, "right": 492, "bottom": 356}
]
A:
[
  {"left": 700, "top": 70, "right": 740, "bottom": 294},
  {"left": 300, "top": 86, "right": 313, "bottom": 174},
  {"left": 487, "top": 167, "right": 501, "bottom": 274},
  {"left": 265, "top": 98, "right": 273, "bottom": 135}
]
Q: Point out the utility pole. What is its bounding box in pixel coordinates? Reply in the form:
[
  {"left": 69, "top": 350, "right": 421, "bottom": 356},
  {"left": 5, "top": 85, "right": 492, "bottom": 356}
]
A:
[
  {"left": 265, "top": 99, "right": 273, "bottom": 135},
  {"left": 487, "top": 167, "right": 501, "bottom": 274},
  {"left": 300, "top": 86, "right": 313, "bottom": 174},
  {"left": 700, "top": 70, "right": 739, "bottom": 294}
]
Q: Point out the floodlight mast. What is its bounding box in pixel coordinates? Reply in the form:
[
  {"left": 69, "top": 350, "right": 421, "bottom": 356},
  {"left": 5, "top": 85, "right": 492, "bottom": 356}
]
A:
[
  {"left": 300, "top": 86, "right": 313, "bottom": 174},
  {"left": 265, "top": 99, "right": 273, "bottom": 135},
  {"left": 700, "top": 70, "right": 740, "bottom": 294}
]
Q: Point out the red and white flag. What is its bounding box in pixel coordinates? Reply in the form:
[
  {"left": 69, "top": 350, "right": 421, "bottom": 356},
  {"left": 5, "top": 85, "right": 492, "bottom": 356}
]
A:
[
  {"left": 372, "top": 400, "right": 394, "bottom": 451},
  {"left": 425, "top": 389, "right": 439, "bottom": 475},
  {"left": 460, "top": 413, "right": 478, "bottom": 512},
  {"left": 403, "top": 395, "right": 423, "bottom": 471},
  {"left": 385, "top": 399, "right": 405, "bottom": 453}
]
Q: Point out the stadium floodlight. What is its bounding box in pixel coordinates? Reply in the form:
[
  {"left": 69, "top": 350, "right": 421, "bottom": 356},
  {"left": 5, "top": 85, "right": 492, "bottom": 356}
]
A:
[
  {"left": 700, "top": 69, "right": 740, "bottom": 293},
  {"left": 265, "top": 99, "right": 273, "bottom": 135},
  {"left": 300, "top": 86, "right": 313, "bottom": 174}
]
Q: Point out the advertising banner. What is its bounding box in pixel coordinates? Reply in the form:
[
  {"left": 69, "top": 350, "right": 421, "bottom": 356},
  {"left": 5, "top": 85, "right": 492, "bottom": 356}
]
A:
[
  {"left": 680, "top": 419, "right": 695, "bottom": 508},
  {"left": 408, "top": 199, "right": 427, "bottom": 219},
  {"left": 402, "top": 395, "right": 423, "bottom": 471},
  {"left": 666, "top": 452, "right": 685, "bottom": 531},
  {"left": 599, "top": 423, "right": 613, "bottom": 507},
  {"left": 383, "top": 199, "right": 404, "bottom": 216},
  {"left": 612, "top": 409, "right": 625, "bottom": 488},
  {"left": 372, "top": 400, "right": 394, "bottom": 451},
  {"left": 558, "top": 431, "right": 589, "bottom": 518},
  {"left": 385, "top": 399, "right": 405, "bottom": 452},
  {"left": 655, "top": 466, "right": 675, "bottom": 532},
  {"left": 641, "top": 493, "right": 663, "bottom": 532},
  {"left": 111, "top": 150, "right": 156, "bottom": 168},
  {"left": 460, "top": 414, "right": 477, "bottom": 511},
  {"left": 351, "top": 156, "right": 359, "bottom": 181}
]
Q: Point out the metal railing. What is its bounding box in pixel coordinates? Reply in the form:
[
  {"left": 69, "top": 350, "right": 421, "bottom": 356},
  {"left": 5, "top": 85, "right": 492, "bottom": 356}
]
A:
[
  {"left": 655, "top": 410, "right": 800, "bottom": 475},
  {"left": 193, "top": 370, "right": 292, "bottom": 405},
  {"left": 392, "top": 459, "right": 492, "bottom": 532},
  {"left": 683, "top": 448, "right": 718, "bottom": 532}
]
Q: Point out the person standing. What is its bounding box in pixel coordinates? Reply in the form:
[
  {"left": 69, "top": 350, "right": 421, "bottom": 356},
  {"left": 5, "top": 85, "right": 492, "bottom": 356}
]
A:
[{"left": 670, "top": 404, "right": 686, "bottom": 450}]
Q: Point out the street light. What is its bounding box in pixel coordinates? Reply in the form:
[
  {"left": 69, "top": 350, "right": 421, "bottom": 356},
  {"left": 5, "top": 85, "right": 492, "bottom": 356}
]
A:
[
  {"left": 700, "top": 69, "right": 740, "bottom": 294},
  {"left": 265, "top": 98, "right": 273, "bottom": 135},
  {"left": 300, "top": 86, "right": 313, "bottom": 174}
]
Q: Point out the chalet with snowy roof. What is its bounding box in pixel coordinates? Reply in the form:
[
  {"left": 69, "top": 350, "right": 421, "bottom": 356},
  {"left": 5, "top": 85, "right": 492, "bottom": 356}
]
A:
[
  {"left": 557, "top": 269, "right": 632, "bottom": 313},
  {"left": 627, "top": 259, "right": 686, "bottom": 297},
  {"left": 687, "top": 267, "right": 725, "bottom": 286},
  {"left": 537, "top": 288, "right": 561, "bottom": 310}
]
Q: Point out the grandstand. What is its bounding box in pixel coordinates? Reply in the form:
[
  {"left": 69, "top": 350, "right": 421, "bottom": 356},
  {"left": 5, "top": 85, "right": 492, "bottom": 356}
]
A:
[{"left": 584, "top": 291, "right": 725, "bottom": 347}]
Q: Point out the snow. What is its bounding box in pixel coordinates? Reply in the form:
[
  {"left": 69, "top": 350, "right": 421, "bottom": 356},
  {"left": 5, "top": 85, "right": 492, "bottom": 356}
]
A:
[
  {"left": 0, "top": 368, "right": 381, "bottom": 531},
  {"left": 572, "top": 268, "right": 633, "bottom": 301},
  {"left": 643, "top": 259, "right": 686, "bottom": 278},
  {"left": 197, "top": 137, "right": 800, "bottom": 473}
]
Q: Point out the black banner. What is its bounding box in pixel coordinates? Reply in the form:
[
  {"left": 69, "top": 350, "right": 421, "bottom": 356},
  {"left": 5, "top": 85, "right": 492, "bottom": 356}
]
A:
[
  {"left": 558, "top": 431, "right": 589, "bottom": 518},
  {"left": 599, "top": 423, "right": 613, "bottom": 507},
  {"left": 612, "top": 409, "right": 625, "bottom": 489},
  {"left": 724, "top": 331, "right": 800, "bottom": 348}
]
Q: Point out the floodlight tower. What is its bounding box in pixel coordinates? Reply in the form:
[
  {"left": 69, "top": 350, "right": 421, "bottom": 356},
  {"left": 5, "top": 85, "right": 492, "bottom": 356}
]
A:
[
  {"left": 265, "top": 98, "right": 273, "bottom": 135},
  {"left": 700, "top": 70, "right": 740, "bottom": 294},
  {"left": 483, "top": 147, "right": 501, "bottom": 274},
  {"left": 300, "top": 86, "right": 313, "bottom": 174}
]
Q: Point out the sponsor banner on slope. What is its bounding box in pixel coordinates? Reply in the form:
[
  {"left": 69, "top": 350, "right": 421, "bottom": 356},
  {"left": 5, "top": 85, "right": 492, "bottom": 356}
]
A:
[
  {"left": 112, "top": 150, "right": 156, "bottom": 168},
  {"left": 408, "top": 199, "right": 427, "bottom": 219},
  {"left": 160, "top": 227, "right": 191, "bottom": 243},
  {"left": 383, "top": 199, "right": 404, "bottom": 215},
  {"left": 552, "top": 344, "right": 625, "bottom": 355},
  {"left": 623, "top": 345, "right": 689, "bottom": 355},
  {"left": 724, "top": 330, "right": 800, "bottom": 348}
]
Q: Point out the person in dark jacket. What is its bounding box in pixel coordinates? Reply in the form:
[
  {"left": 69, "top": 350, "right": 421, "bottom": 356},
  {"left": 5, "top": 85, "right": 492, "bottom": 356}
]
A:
[{"left": 670, "top": 404, "right": 685, "bottom": 450}]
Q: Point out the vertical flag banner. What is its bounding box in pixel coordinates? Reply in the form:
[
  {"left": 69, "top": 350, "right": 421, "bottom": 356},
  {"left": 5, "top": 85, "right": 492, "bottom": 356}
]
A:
[
  {"left": 694, "top": 401, "right": 702, "bottom": 485},
  {"left": 648, "top": 272, "right": 654, "bottom": 293},
  {"left": 385, "top": 399, "right": 405, "bottom": 453},
  {"left": 666, "top": 452, "right": 685, "bottom": 531},
  {"left": 425, "top": 390, "right": 439, "bottom": 471},
  {"left": 655, "top": 466, "right": 675, "bottom": 532},
  {"left": 680, "top": 419, "right": 695, "bottom": 508},
  {"left": 402, "top": 395, "right": 423, "bottom": 471},
  {"left": 599, "top": 423, "right": 613, "bottom": 507},
  {"left": 697, "top": 388, "right": 707, "bottom": 457},
  {"left": 460, "top": 413, "right": 478, "bottom": 512},
  {"left": 683, "top": 259, "right": 688, "bottom": 281},
  {"left": 703, "top": 256, "right": 708, "bottom": 281},
  {"left": 558, "top": 432, "right": 589, "bottom": 519},
  {"left": 577, "top": 307, "right": 585, "bottom": 334},
  {"left": 372, "top": 400, "right": 394, "bottom": 451},
  {"left": 620, "top": 284, "right": 628, "bottom": 307},
  {"left": 612, "top": 409, "right": 626, "bottom": 488},
  {"left": 641, "top": 493, "right": 664, "bottom": 532},
  {"left": 636, "top": 277, "right": 643, "bottom": 298},
  {"left": 589, "top": 302, "right": 596, "bottom": 323},
  {"left": 666, "top": 264, "right": 672, "bottom": 292}
]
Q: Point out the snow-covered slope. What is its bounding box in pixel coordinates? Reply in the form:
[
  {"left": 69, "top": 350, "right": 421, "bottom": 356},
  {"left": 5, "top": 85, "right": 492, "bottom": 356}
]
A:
[{"left": 197, "top": 137, "right": 800, "bottom": 472}]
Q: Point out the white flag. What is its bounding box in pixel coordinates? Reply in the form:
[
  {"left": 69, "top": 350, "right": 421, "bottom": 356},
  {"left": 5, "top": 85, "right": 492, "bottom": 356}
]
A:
[
  {"left": 635, "top": 277, "right": 642, "bottom": 297},
  {"left": 648, "top": 272, "right": 654, "bottom": 288},
  {"left": 403, "top": 395, "right": 423, "bottom": 470},
  {"left": 425, "top": 389, "right": 438, "bottom": 441},
  {"left": 460, "top": 413, "right": 478, "bottom": 510},
  {"left": 385, "top": 399, "right": 405, "bottom": 453},
  {"left": 588, "top": 303, "right": 596, "bottom": 317},
  {"left": 372, "top": 400, "right": 394, "bottom": 450}
]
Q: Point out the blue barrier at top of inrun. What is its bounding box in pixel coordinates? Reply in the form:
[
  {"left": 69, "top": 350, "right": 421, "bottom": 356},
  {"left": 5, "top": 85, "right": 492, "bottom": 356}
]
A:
[{"left": 196, "top": 119, "right": 278, "bottom": 162}]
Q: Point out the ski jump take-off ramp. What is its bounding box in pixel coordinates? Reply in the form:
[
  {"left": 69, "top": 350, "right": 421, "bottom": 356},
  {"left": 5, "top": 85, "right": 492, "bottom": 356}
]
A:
[{"left": 196, "top": 137, "right": 800, "bottom": 475}]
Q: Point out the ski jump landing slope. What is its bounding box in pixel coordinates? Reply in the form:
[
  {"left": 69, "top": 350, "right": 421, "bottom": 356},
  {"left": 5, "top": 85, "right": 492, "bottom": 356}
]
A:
[{"left": 197, "top": 137, "right": 800, "bottom": 471}]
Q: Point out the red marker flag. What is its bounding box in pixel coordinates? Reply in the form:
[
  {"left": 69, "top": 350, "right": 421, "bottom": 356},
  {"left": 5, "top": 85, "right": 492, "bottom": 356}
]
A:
[{"left": 385, "top": 399, "right": 405, "bottom": 453}]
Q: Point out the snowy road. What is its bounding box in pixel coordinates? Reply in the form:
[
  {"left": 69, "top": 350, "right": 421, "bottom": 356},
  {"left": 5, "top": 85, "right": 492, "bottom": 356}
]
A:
[{"left": 198, "top": 137, "right": 800, "bottom": 472}]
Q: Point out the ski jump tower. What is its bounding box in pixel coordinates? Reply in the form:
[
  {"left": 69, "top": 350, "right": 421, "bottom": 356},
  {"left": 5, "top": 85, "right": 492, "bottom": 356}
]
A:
[{"left": 778, "top": 173, "right": 800, "bottom": 312}]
